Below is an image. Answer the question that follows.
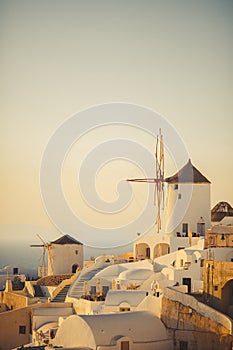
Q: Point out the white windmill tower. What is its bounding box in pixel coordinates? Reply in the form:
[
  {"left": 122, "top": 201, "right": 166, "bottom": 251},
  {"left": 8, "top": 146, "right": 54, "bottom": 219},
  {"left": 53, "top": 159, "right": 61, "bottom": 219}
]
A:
[
  {"left": 165, "top": 159, "right": 211, "bottom": 252},
  {"left": 127, "top": 130, "right": 211, "bottom": 258}
]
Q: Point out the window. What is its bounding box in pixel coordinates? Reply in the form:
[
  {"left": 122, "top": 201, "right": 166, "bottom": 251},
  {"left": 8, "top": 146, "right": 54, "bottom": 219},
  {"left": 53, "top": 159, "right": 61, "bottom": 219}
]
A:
[
  {"left": 209, "top": 236, "right": 214, "bottom": 245},
  {"left": 231, "top": 258, "right": 233, "bottom": 262},
  {"left": 174, "top": 184, "right": 179, "bottom": 190},
  {"left": 180, "top": 259, "right": 184, "bottom": 266},
  {"left": 102, "top": 286, "right": 109, "bottom": 296},
  {"left": 197, "top": 222, "right": 205, "bottom": 236},
  {"left": 13, "top": 267, "right": 19, "bottom": 275},
  {"left": 182, "top": 223, "right": 188, "bottom": 234},
  {"left": 19, "top": 325, "right": 26, "bottom": 334},
  {"left": 90, "top": 286, "right": 96, "bottom": 295},
  {"left": 119, "top": 307, "right": 130, "bottom": 312},
  {"left": 146, "top": 247, "right": 150, "bottom": 258},
  {"left": 121, "top": 341, "right": 130, "bottom": 350},
  {"left": 178, "top": 193, "right": 182, "bottom": 199},
  {"left": 75, "top": 250, "right": 78, "bottom": 255},
  {"left": 180, "top": 341, "right": 188, "bottom": 350},
  {"left": 214, "top": 286, "right": 218, "bottom": 291},
  {"left": 200, "top": 259, "right": 204, "bottom": 267}
]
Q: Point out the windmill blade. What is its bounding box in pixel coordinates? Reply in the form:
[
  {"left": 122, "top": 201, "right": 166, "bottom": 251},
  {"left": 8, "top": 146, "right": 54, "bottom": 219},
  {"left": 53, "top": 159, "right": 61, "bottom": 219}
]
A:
[
  {"left": 38, "top": 248, "right": 45, "bottom": 262},
  {"left": 127, "top": 178, "right": 162, "bottom": 183},
  {"left": 48, "top": 246, "right": 54, "bottom": 275},
  {"left": 154, "top": 128, "right": 164, "bottom": 232},
  {"left": 127, "top": 129, "right": 165, "bottom": 233},
  {"left": 36, "top": 233, "right": 47, "bottom": 247}
]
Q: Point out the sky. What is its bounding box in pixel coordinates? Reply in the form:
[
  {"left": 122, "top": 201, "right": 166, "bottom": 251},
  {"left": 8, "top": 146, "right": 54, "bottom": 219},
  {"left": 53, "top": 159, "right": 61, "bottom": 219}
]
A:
[{"left": 0, "top": 0, "right": 233, "bottom": 268}]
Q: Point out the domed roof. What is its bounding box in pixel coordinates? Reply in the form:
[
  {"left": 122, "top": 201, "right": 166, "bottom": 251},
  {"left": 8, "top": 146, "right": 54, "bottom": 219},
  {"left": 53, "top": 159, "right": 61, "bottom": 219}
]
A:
[
  {"left": 54, "top": 311, "right": 169, "bottom": 348},
  {"left": 105, "top": 290, "right": 148, "bottom": 307},
  {"left": 119, "top": 268, "right": 153, "bottom": 280},
  {"left": 165, "top": 159, "right": 210, "bottom": 184}
]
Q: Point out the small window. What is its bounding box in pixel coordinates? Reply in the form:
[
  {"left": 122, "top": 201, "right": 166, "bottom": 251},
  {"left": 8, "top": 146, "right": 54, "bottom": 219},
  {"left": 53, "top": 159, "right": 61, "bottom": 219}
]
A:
[
  {"left": 121, "top": 340, "right": 130, "bottom": 350},
  {"left": 19, "top": 325, "right": 26, "bottom": 334},
  {"left": 214, "top": 286, "right": 218, "bottom": 291},
  {"left": 178, "top": 193, "right": 182, "bottom": 199},
  {"left": 146, "top": 247, "right": 150, "bottom": 259},
  {"left": 102, "top": 286, "right": 109, "bottom": 296},
  {"left": 119, "top": 307, "right": 130, "bottom": 312},
  {"left": 231, "top": 258, "right": 233, "bottom": 262},
  {"left": 182, "top": 223, "right": 188, "bottom": 234},
  {"left": 13, "top": 267, "right": 19, "bottom": 275},
  {"left": 200, "top": 259, "right": 204, "bottom": 267},
  {"left": 75, "top": 250, "right": 78, "bottom": 255},
  {"left": 174, "top": 184, "right": 178, "bottom": 190},
  {"left": 90, "top": 286, "right": 96, "bottom": 295},
  {"left": 209, "top": 236, "right": 214, "bottom": 245},
  {"left": 180, "top": 259, "right": 184, "bottom": 266},
  {"left": 197, "top": 222, "right": 205, "bottom": 236}
]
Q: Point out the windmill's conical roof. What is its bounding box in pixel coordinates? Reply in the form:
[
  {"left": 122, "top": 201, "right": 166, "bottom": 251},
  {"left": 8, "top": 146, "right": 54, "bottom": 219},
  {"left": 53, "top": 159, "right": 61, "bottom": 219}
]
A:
[
  {"left": 165, "top": 159, "right": 211, "bottom": 184},
  {"left": 51, "top": 234, "right": 83, "bottom": 245}
]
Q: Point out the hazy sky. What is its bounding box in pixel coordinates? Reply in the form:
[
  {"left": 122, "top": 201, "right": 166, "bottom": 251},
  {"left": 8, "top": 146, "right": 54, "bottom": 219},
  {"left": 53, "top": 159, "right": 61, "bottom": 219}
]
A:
[{"left": 0, "top": 0, "right": 233, "bottom": 265}]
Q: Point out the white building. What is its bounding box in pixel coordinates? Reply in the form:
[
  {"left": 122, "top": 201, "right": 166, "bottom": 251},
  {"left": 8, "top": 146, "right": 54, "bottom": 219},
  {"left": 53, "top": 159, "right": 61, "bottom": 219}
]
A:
[
  {"left": 103, "top": 290, "right": 149, "bottom": 313},
  {"left": 32, "top": 304, "right": 73, "bottom": 345},
  {"left": 48, "top": 234, "right": 83, "bottom": 275},
  {"left": 53, "top": 311, "right": 172, "bottom": 350}
]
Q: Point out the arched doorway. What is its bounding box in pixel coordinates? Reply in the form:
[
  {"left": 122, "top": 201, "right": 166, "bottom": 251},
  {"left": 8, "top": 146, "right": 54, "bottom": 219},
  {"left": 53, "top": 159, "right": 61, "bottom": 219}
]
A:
[
  {"left": 72, "top": 264, "right": 79, "bottom": 273},
  {"left": 135, "top": 243, "right": 150, "bottom": 260},
  {"left": 154, "top": 243, "right": 170, "bottom": 259},
  {"left": 222, "top": 279, "right": 233, "bottom": 317}
]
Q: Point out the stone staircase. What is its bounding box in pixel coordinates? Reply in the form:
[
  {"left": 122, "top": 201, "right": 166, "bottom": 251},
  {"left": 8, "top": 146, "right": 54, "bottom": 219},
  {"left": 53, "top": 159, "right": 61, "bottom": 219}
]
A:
[
  {"left": 51, "top": 285, "right": 70, "bottom": 302},
  {"left": 68, "top": 263, "right": 110, "bottom": 299}
]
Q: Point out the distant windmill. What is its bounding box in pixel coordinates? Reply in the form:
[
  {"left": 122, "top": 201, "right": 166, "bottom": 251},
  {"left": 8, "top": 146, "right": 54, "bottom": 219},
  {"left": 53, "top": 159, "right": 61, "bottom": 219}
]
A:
[
  {"left": 127, "top": 129, "right": 165, "bottom": 232},
  {"left": 30, "top": 234, "right": 54, "bottom": 276}
]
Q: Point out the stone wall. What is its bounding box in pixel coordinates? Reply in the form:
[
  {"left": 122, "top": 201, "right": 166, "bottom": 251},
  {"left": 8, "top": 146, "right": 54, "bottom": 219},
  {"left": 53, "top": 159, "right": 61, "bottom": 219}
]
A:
[
  {"left": 203, "top": 259, "right": 233, "bottom": 316},
  {"left": 161, "top": 288, "right": 233, "bottom": 350},
  {"left": 0, "top": 291, "right": 39, "bottom": 310}
]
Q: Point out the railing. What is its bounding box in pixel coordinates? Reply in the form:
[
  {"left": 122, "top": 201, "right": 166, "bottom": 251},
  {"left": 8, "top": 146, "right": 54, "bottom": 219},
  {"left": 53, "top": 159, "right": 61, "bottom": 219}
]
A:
[{"left": 51, "top": 268, "right": 81, "bottom": 300}]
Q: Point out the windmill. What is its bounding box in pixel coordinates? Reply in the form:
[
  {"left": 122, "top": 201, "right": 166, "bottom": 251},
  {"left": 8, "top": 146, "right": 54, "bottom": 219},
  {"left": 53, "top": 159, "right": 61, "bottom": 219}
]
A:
[
  {"left": 30, "top": 234, "right": 54, "bottom": 277},
  {"left": 127, "top": 129, "right": 165, "bottom": 232}
]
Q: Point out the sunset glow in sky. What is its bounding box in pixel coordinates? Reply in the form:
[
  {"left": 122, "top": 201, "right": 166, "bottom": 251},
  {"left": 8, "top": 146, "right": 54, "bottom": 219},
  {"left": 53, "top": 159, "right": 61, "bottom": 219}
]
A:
[{"left": 0, "top": 1, "right": 233, "bottom": 264}]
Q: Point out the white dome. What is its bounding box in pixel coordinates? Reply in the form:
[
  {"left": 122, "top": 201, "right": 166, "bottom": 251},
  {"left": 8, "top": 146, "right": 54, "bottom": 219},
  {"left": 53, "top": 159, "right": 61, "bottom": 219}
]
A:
[
  {"left": 118, "top": 268, "right": 153, "bottom": 280},
  {"left": 54, "top": 311, "right": 169, "bottom": 348}
]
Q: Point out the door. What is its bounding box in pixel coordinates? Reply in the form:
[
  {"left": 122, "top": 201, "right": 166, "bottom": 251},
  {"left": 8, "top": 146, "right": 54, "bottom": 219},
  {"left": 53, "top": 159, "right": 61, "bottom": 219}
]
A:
[
  {"left": 72, "top": 264, "right": 78, "bottom": 273},
  {"left": 183, "top": 278, "right": 191, "bottom": 293},
  {"left": 146, "top": 247, "right": 150, "bottom": 259},
  {"left": 121, "top": 341, "right": 129, "bottom": 350}
]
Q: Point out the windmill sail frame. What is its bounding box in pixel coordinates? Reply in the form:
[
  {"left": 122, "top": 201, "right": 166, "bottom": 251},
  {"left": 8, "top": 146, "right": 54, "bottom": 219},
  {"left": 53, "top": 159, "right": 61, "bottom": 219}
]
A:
[{"left": 127, "top": 129, "right": 165, "bottom": 232}]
